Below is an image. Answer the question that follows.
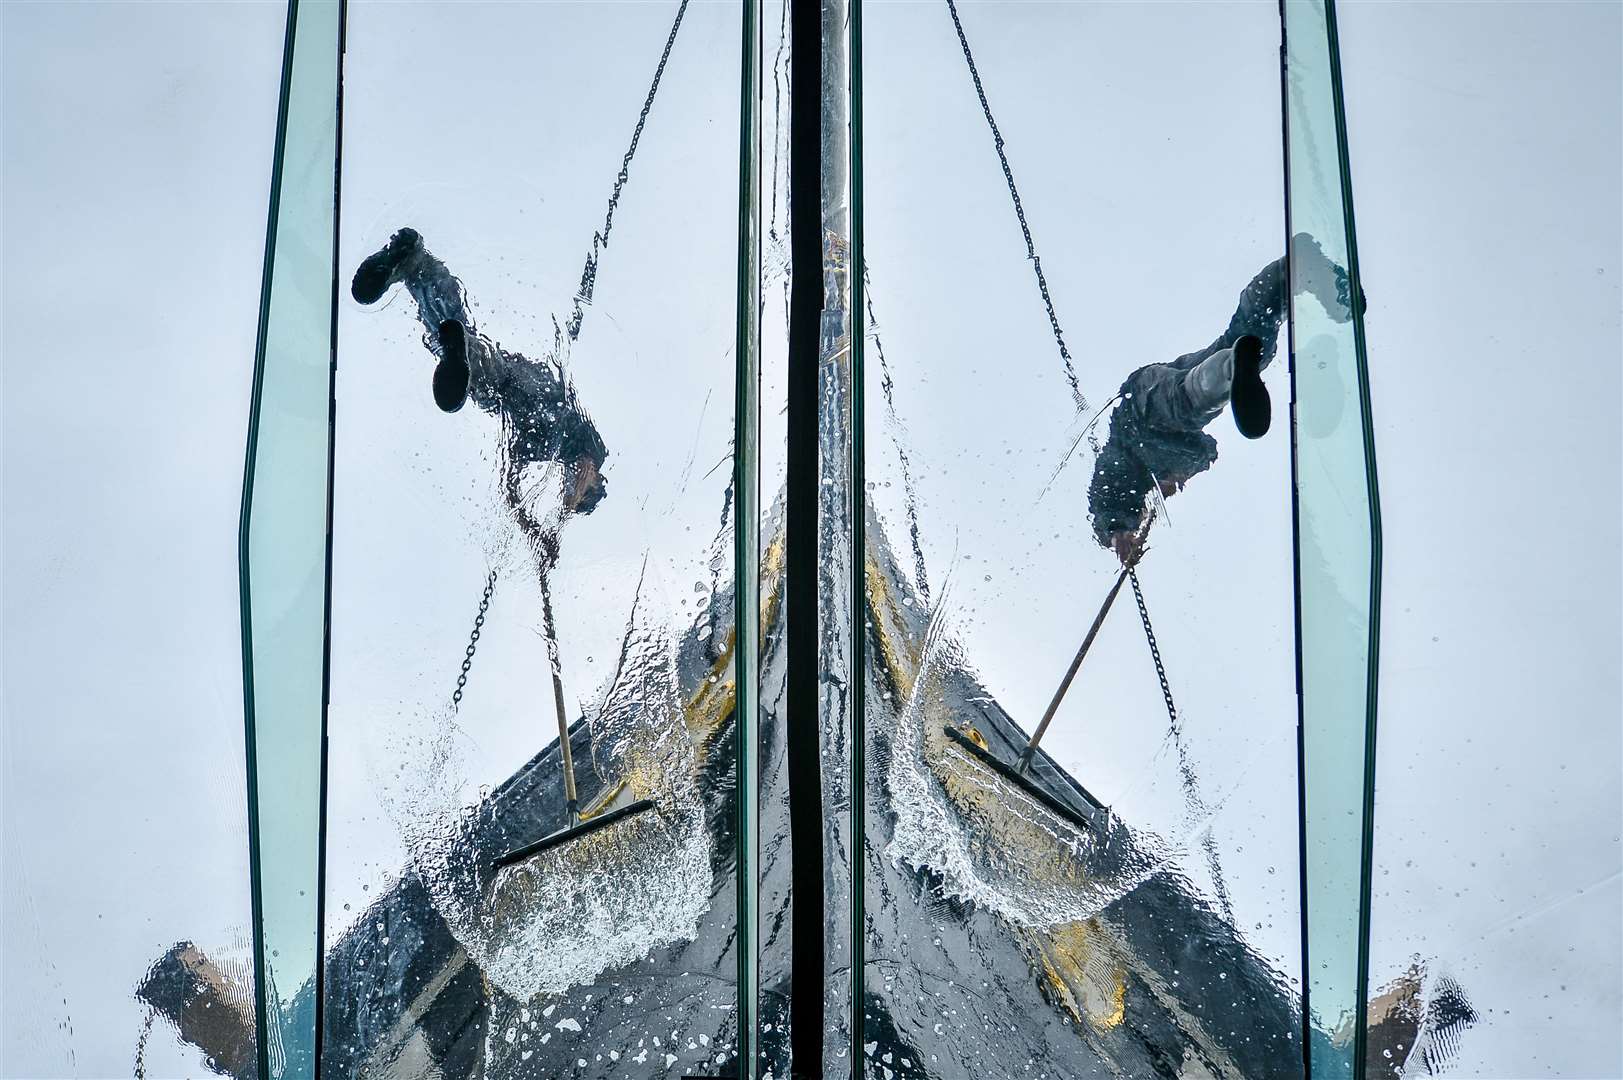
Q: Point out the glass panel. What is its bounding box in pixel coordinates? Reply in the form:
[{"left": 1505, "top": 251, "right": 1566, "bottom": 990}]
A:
[
  {"left": 750, "top": 0, "right": 796, "bottom": 1068},
  {"left": 0, "top": 2, "right": 288, "bottom": 1076},
  {"left": 752, "top": 0, "right": 862, "bottom": 1070},
  {"left": 818, "top": 0, "right": 860, "bottom": 1068},
  {"left": 860, "top": 1, "right": 1305, "bottom": 1074},
  {"left": 325, "top": 2, "right": 748, "bottom": 1076},
  {"left": 239, "top": 1, "right": 343, "bottom": 1075},
  {"left": 1284, "top": 2, "right": 1380, "bottom": 1075},
  {"left": 735, "top": 0, "right": 765, "bottom": 1073},
  {"left": 1333, "top": 3, "right": 1623, "bottom": 1077}
]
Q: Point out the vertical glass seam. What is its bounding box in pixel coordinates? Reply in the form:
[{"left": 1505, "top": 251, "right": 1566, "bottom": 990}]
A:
[
  {"left": 847, "top": 0, "right": 866, "bottom": 1073},
  {"left": 735, "top": 0, "right": 763, "bottom": 1073},
  {"left": 785, "top": 0, "right": 829, "bottom": 1073},
  {"left": 311, "top": 1, "right": 347, "bottom": 1072},
  {"left": 238, "top": 4, "right": 302, "bottom": 1075},
  {"left": 1278, "top": 0, "right": 1315, "bottom": 1066}
]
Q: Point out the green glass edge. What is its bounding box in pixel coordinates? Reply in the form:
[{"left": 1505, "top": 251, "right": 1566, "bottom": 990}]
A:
[
  {"left": 734, "top": 0, "right": 762, "bottom": 1072},
  {"left": 238, "top": 4, "right": 302, "bottom": 1075},
  {"left": 848, "top": 0, "right": 866, "bottom": 1073},
  {"left": 1282, "top": 0, "right": 1383, "bottom": 1074},
  {"left": 238, "top": 0, "right": 342, "bottom": 1075},
  {"left": 1322, "top": 1, "right": 1384, "bottom": 1075}
]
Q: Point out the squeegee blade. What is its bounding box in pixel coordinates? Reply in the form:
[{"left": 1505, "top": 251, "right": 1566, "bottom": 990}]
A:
[
  {"left": 494, "top": 798, "right": 659, "bottom": 869},
  {"left": 942, "top": 726, "right": 1108, "bottom": 833}
]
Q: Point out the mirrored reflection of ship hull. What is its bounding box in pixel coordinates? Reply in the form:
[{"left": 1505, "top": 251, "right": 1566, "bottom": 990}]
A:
[{"left": 147, "top": 496, "right": 1315, "bottom": 1079}]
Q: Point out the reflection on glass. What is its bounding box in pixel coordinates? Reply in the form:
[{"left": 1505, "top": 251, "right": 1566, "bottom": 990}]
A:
[
  {"left": 860, "top": 1, "right": 1305, "bottom": 1075},
  {"left": 734, "top": 0, "right": 764, "bottom": 1071},
  {"left": 322, "top": 2, "right": 747, "bottom": 1076},
  {"left": 819, "top": 0, "right": 860, "bottom": 1067},
  {"left": 747, "top": 0, "right": 800, "bottom": 1068},
  {"left": 237, "top": 1, "right": 341, "bottom": 1076},
  {"left": 1285, "top": 1, "right": 1382, "bottom": 1076}
]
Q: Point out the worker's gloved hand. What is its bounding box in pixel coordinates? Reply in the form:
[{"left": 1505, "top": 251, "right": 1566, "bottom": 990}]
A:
[
  {"left": 1290, "top": 232, "right": 1363, "bottom": 324},
  {"left": 565, "top": 455, "right": 607, "bottom": 515},
  {"left": 1110, "top": 529, "right": 1146, "bottom": 567}
]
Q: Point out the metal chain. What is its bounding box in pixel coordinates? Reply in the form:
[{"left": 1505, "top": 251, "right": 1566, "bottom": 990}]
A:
[
  {"left": 944, "top": 0, "right": 1088, "bottom": 414},
  {"left": 562, "top": 0, "right": 693, "bottom": 345},
  {"left": 452, "top": 569, "right": 499, "bottom": 711},
  {"left": 132, "top": 1008, "right": 154, "bottom": 1080},
  {"left": 454, "top": 1, "right": 690, "bottom": 704},
  {"left": 863, "top": 267, "right": 932, "bottom": 603},
  {"left": 1128, "top": 567, "right": 1178, "bottom": 727},
  {"left": 1129, "top": 566, "right": 1235, "bottom": 921},
  {"left": 943, "top": 0, "right": 1228, "bottom": 920}
]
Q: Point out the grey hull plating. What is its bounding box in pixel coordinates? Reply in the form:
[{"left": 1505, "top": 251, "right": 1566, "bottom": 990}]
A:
[{"left": 300, "top": 504, "right": 1301, "bottom": 1080}]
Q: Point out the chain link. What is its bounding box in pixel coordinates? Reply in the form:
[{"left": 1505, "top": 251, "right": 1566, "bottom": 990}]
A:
[
  {"left": 133, "top": 1008, "right": 154, "bottom": 1080},
  {"left": 1128, "top": 567, "right": 1177, "bottom": 727},
  {"left": 452, "top": 569, "right": 499, "bottom": 711},
  {"left": 1129, "top": 567, "right": 1235, "bottom": 921},
  {"left": 863, "top": 267, "right": 932, "bottom": 604},
  {"left": 563, "top": 0, "right": 693, "bottom": 345},
  {"left": 944, "top": 0, "right": 1088, "bottom": 414},
  {"left": 454, "top": 1, "right": 690, "bottom": 705}
]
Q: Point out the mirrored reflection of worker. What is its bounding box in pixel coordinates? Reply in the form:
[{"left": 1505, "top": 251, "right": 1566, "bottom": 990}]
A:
[
  {"left": 1088, "top": 233, "right": 1356, "bottom": 562},
  {"left": 350, "top": 227, "right": 609, "bottom": 547},
  {"left": 351, "top": 226, "right": 643, "bottom": 856},
  {"left": 1296, "top": 333, "right": 1347, "bottom": 440}
]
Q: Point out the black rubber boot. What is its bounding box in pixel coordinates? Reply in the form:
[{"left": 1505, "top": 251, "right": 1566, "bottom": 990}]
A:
[
  {"left": 351, "top": 227, "right": 423, "bottom": 304},
  {"left": 433, "top": 319, "right": 472, "bottom": 413},
  {"left": 1230, "top": 334, "right": 1270, "bottom": 439}
]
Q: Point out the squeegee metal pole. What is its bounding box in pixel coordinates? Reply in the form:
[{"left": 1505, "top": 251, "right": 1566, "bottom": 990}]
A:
[
  {"left": 1018, "top": 564, "right": 1131, "bottom": 773},
  {"left": 539, "top": 569, "right": 580, "bottom": 826}
]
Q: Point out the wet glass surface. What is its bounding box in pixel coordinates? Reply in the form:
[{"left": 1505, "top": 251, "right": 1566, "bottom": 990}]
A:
[
  {"left": 5, "top": 3, "right": 1618, "bottom": 1078},
  {"left": 747, "top": 0, "right": 859, "bottom": 1069},
  {"left": 859, "top": 2, "right": 1305, "bottom": 1075},
  {"left": 326, "top": 2, "right": 746, "bottom": 1075},
  {"left": 1284, "top": 2, "right": 1378, "bottom": 1074},
  {"left": 1335, "top": 2, "right": 1623, "bottom": 1076}
]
